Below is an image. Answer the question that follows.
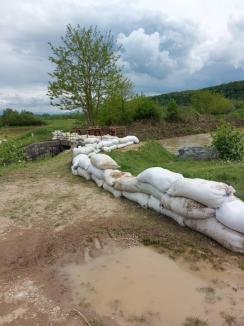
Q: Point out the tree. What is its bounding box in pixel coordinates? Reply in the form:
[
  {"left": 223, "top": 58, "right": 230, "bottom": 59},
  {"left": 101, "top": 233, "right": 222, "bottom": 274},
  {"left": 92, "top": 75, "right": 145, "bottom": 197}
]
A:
[
  {"left": 192, "top": 90, "right": 233, "bottom": 115},
  {"left": 165, "top": 99, "right": 181, "bottom": 121},
  {"left": 48, "top": 24, "right": 132, "bottom": 126}
]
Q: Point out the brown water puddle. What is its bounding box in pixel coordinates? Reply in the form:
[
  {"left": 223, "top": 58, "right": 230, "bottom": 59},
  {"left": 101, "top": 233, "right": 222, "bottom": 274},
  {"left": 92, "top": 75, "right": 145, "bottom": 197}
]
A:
[
  {"left": 160, "top": 133, "right": 212, "bottom": 154},
  {"left": 60, "top": 246, "right": 244, "bottom": 325}
]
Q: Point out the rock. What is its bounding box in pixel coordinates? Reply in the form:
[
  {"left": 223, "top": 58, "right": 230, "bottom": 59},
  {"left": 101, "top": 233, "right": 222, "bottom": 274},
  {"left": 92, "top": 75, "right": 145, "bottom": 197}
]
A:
[{"left": 178, "top": 146, "right": 219, "bottom": 160}]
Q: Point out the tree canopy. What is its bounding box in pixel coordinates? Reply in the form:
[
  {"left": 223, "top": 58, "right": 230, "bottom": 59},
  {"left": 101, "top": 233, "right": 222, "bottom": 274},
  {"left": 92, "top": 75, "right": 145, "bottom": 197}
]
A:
[{"left": 48, "top": 24, "right": 132, "bottom": 126}]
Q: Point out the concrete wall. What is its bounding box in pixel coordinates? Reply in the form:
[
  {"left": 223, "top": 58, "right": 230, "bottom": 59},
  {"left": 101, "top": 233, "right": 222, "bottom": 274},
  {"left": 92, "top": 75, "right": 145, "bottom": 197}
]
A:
[{"left": 25, "top": 140, "right": 71, "bottom": 160}]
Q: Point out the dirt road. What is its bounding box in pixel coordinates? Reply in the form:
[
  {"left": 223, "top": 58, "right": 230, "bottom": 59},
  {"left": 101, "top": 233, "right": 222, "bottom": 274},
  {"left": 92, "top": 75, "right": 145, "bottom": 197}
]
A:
[{"left": 0, "top": 152, "right": 244, "bottom": 325}]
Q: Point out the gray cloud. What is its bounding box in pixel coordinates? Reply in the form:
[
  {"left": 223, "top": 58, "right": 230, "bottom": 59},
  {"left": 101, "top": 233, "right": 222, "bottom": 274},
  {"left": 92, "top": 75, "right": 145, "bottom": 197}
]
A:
[{"left": 0, "top": 0, "right": 244, "bottom": 113}]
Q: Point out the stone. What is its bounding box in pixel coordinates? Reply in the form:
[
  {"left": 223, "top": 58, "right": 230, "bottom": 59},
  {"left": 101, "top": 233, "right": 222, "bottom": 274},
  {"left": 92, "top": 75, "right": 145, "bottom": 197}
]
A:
[{"left": 178, "top": 146, "right": 219, "bottom": 160}]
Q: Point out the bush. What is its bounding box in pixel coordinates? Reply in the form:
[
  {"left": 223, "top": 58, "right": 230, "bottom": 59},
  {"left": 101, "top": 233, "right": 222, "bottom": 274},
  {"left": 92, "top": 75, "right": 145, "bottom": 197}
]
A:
[
  {"left": 1, "top": 108, "right": 46, "bottom": 127},
  {"left": 133, "top": 96, "right": 160, "bottom": 121},
  {"left": 0, "top": 140, "right": 25, "bottom": 166},
  {"left": 212, "top": 124, "right": 244, "bottom": 161},
  {"left": 192, "top": 91, "right": 233, "bottom": 115},
  {"left": 165, "top": 99, "right": 181, "bottom": 122}
]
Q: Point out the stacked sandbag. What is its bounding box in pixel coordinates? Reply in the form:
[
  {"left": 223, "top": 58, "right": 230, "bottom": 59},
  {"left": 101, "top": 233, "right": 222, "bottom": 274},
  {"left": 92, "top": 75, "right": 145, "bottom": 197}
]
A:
[{"left": 70, "top": 151, "right": 244, "bottom": 253}]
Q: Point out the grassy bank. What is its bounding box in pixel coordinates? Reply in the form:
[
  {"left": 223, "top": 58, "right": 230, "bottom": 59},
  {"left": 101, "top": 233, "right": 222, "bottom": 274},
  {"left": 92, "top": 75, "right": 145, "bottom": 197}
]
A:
[{"left": 110, "top": 141, "right": 244, "bottom": 200}]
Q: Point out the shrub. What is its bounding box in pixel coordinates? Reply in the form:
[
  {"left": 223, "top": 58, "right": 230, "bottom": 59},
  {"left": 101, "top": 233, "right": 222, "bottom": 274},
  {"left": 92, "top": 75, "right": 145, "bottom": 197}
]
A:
[
  {"left": 192, "top": 91, "right": 233, "bottom": 115},
  {"left": 132, "top": 96, "right": 160, "bottom": 121},
  {"left": 1, "top": 108, "right": 46, "bottom": 127},
  {"left": 165, "top": 99, "right": 181, "bottom": 122},
  {"left": 212, "top": 123, "right": 244, "bottom": 161},
  {"left": 0, "top": 140, "right": 25, "bottom": 166}
]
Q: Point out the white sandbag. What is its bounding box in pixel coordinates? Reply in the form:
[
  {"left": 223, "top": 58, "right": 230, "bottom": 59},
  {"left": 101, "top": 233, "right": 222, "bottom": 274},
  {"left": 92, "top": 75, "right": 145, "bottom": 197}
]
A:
[
  {"left": 168, "top": 178, "right": 235, "bottom": 208},
  {"left": 103, "top": 182, "right": 122, "bottom": 198},
  {"left": 136, "top": 182, "right": 164, "bottom": 200},
  {"left": 216, "top": 197, "right": 244, "bottom": 233},
  {"left": 73, "top": 146, "right": 94, "bottom": 157},
  {"left": 148, "top": 196, "right": 185, "bottom": 226},
  {"left": 114, "top": 176, "right": 162, "bottom": 199},
  {"left": 114, "top": 176, "right": 139, "bottom": 192},
  {"left": 100, "top": 139, "right": 119, "bottom": 147},
  {"left": 122, "top": 191, "right": 149, "bottom": 208},
  {"left": 71, "top": 166, "right": 78, "bottom": 176},
  {"left": 117, "top": 142, "right": 133, "bottom": 149},
  {"left": 87, "top": 164, "right": 104, "bottom": 180},
  {"left": 84, "top": 137, "right": 99, "bottom": 144},
  {"left": 103, "top": 145, "right": 118, "bottom": 152},
  {"left": 102, "top": 135, "right": 119, "bottom": 140},
  {"left": 91, "top": 174, "right": 104, "bottom": 187},
  {"left": 72, "top": 154, "right": 91, "bottom": 170},
  {"left": 77, "top": 167, "right": 91, "bottom": 180},
  {"left": 104, "top": 170, "right": 132, "bottom": 186},
  {"left": 161, "top": 194, "right": 216, "bottom": 219},
  {"left": 137, "top": 167, "right": 183, "bottom": 193},
  {"left": 119, "top": 136, "right": 139, "bottom": 144},
  {"left": 90, "top": 153, "right": 119, "bottom": 170},
  {"left": 184, "top": 217, "right": 244, "bottom": 253}
]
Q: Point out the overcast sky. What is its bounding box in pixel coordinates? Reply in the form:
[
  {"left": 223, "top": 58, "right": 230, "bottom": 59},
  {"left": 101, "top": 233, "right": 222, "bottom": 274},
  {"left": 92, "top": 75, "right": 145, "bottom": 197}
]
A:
[{"left": 1, "top": 0, "right": 244, "bottom": 113}]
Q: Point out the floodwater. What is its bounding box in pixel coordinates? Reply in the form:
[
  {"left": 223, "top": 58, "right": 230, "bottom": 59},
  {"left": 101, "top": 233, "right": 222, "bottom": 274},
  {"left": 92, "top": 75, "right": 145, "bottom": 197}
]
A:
[
  {"left": 60, "top": 246, "right": 244, "bottom": 325},
  {"left": 160, "top": 133, "right": 212, "bottom": 154}
]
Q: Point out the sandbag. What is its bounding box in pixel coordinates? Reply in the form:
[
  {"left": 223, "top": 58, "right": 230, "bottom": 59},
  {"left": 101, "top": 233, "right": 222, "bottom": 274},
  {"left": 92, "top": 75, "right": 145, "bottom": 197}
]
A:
[
  {"left": 119, "top": 136, "right": 139, "bottom": 144},
  {"left": 91, "top": 174, "right": 104, "bottom": 187},
  {"left": 137, "top": 167, "right": 183, "bottom": 193},
  {"left": 104, "top": 170, "right": 132, "bottom": 186},
  {"left": 103, "top": 182, "right": 122, "bottom": 198},
  {"left": 122, "top": 191, "right": 149, "bottom": 208},
  {"left": 114, "top": 176, "right": 139, "bottom": 192},
  {"left": 84, "top": 137, "right": 99, "bottom": 144},
  {"left": 87, "top": 164, "right": 104, "bottom": 180},
  {"left": 90, "top": 153, "right": 119, "bottom": 170},
  {"left": 77, "top": 167, "right": 91, "bottom": 180},
  {"left": 73, "top": 146, "right": 94, "bottom": 157},
  {"left": 114, "top": 176, "right": 163, "bottom": 200},
  {"left": 161, "top": 194, "right": 216, "bottom": 219},
  {"left": 72, "top": 154, "right": 91, "bottom": 170},
  {"left": 184, "top": 217, "right": 244, "bottom": 253},
  {"left": 71, "top": 166, "right": 78, "bottom": 176},
  {"left": 216, "top": 197, "right": 244, "bottom": 233},
  {"left": 103, "top": 145, "right": 118, "bottom": 152},
  {"left": 148, "top": 196, "right": 185, "bottom": 226},
  {"left": 168, "top": 178, "right": 235, "bottom": 208},
  {"left": 117, "top": 142, "right": 134, "bottom": 149}
]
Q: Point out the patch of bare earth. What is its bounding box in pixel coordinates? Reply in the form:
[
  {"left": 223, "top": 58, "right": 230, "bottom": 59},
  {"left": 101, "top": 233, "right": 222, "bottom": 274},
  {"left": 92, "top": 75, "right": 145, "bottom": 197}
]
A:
[{"left": 0, "top": 152, "right": 244, "bottom": 325}]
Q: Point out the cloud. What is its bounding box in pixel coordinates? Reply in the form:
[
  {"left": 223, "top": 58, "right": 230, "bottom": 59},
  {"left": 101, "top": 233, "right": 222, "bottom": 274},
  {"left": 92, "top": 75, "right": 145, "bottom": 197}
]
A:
[{"left": 0, "top": 0, "right": 244, "bottom": 112}]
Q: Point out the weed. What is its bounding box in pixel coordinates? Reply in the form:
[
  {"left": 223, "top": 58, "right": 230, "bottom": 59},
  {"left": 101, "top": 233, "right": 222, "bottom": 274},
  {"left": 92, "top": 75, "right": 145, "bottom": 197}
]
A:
[{"left": 220, "top": 312, "right": 236, "bottom": 326}]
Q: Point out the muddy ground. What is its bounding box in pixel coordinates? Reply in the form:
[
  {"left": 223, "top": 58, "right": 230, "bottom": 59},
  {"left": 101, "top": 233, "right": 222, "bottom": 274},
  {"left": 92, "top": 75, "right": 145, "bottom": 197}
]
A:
[{"left": 0, "top": 152, "right": 244, "bottom": 326}]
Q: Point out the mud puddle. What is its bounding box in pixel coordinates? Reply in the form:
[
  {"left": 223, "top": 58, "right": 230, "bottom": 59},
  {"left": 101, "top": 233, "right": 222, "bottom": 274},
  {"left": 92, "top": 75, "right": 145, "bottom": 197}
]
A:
[
  {"left": 59, "top": 246, "right": 244, "bottom": 325},
  {"left": 160, "top": 133, "right": 212, "bottom": 154}
]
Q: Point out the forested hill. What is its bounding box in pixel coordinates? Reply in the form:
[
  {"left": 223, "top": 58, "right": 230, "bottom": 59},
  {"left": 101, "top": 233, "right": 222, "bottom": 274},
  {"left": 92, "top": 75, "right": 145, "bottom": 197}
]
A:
[{"left": 151, "top": 80, "right": 244, "bottom": 105}]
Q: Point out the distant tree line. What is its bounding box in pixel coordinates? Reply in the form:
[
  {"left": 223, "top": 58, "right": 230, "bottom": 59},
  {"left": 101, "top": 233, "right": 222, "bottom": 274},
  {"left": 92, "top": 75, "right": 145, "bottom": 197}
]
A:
[{"left": 0, "top": 109, "right": 46, "bottom": 127}]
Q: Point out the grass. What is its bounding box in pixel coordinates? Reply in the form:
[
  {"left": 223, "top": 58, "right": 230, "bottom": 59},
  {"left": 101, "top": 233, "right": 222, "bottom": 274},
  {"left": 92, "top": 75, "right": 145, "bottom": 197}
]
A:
[
  {"left": 0, "top": 118, "right": 78, "bottom": 143},
  {"left": 109, "top": 141, "right": 244, "bottom": 199}
]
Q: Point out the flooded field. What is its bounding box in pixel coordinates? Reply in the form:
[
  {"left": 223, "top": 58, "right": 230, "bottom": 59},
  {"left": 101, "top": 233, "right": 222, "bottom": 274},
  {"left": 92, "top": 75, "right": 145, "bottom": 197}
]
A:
[
  {"left": 160, "top": 133, "right": 212, "bottom": 154},
  {"left": 60, "top": 246, "right": 244, "bottom": 326}
]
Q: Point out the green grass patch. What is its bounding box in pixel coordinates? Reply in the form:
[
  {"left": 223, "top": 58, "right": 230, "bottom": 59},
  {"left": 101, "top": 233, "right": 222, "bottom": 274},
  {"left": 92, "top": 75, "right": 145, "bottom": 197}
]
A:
[{"left": 109, "top": 141, "right": 244, "bottom": 199}]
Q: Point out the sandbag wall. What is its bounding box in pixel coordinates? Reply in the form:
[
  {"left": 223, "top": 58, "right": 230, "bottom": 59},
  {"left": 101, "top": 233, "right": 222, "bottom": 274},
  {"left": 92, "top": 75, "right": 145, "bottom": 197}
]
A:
[{"left": 71, "top": 150, "right": 244, "bottom": 253}]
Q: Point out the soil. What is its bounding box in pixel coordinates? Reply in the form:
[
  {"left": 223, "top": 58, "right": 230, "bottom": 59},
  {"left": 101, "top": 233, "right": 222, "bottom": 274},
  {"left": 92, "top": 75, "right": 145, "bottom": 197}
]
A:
[
  {"left": 0, "top": 152, "right": 244, "bottom": 325},
  {"left": 126, "top": 116, "right": 244, "bottom": 141}
]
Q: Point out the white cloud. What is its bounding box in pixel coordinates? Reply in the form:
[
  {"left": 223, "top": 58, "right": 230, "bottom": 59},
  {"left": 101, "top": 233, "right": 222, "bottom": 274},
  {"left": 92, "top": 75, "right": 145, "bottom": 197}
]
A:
[{"left": 0, "top": 0, "right": 244, "bottom": 112}]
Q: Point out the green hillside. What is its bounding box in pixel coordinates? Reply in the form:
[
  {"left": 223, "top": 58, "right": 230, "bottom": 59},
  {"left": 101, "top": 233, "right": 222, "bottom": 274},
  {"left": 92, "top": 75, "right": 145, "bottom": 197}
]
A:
[{"left": 151, "top": 80, "right": 244, "bottom": 105}]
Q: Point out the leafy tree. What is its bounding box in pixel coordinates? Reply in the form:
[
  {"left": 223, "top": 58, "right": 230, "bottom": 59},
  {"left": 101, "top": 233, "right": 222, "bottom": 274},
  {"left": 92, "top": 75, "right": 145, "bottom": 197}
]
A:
[
  {"left": 192, "top": 90, "right": 233, "bottom": 114},
  {"left": 165, "top": 99, "right": 181, "bottom": 121},
  {"left": 1, "top": 108, "right": 45, "bottom": 126},
  {"left": 48, "top": 24, "right": 132, "bottom": 126},
  {"left": 212, "top": 123, "right": 244, "bottom": 161},
  {"left": 131, "top": 95, "right": 160, "bottom": 121}
]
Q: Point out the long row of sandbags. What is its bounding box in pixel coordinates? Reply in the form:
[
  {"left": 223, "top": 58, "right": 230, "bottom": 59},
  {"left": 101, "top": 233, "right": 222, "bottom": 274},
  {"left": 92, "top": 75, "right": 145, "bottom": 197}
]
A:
[{"left": 71, "top": 152, "right": 244, "bottom": 253}]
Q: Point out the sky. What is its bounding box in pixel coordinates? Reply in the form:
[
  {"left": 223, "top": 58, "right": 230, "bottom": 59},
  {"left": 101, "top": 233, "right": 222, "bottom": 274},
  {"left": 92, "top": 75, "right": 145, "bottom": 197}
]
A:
[{"left": 1, "top": 0, "right": 244, "bottom": 113}]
